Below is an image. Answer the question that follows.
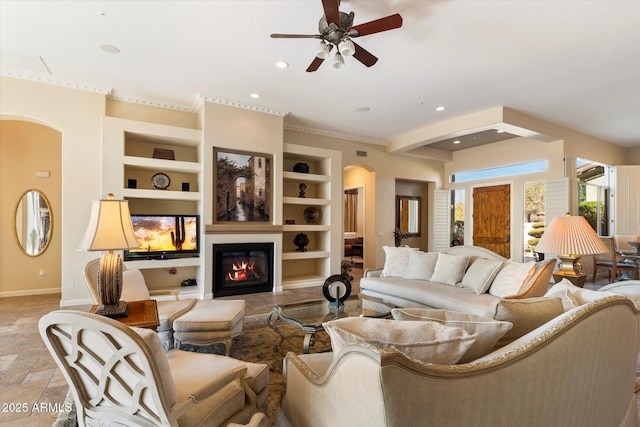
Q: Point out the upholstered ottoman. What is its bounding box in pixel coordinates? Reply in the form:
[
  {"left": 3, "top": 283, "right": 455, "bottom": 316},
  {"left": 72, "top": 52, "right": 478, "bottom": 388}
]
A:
[{"left": 173, "top": 299, "right": 246, "bottom": 356}]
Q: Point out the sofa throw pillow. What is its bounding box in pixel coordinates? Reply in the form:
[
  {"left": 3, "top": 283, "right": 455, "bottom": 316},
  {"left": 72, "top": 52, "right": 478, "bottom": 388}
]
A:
[
  {"left": 488, "top": 261, "right": 536, "bottom": 298},
  {"left": 381, "top": 246, "right": 412, "bottom": 278},
  {"left": 323, "top": 317, "right": 477, "bottom": 364},
  {"left": 460, "top": 259, "right": 504, "bottom": 295},
  {"left": 132, "top": 327, "right": 179, "bottom": 407},
  {"left": 391, "top": 308, "right": 513, "bottom": 362},
  {"left": 403, "top": 250, "right": 439, "bottom": 280},
  {"left": 545, "top": 279, "right": 618, "bottom": 311},
  {"left": 121, "top": 269, "right": 151, "bottom": 302},
  {"left": 430, "top": 253, "right": 470, "bottom": 286},
  {"left": 493, "top": 297, "right": 564, "bottom": 347}
]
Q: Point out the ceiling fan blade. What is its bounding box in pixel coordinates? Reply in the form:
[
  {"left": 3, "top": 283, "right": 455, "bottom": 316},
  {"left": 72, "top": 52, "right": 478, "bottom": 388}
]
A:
[
  {"left": 271, "top": 34, "right": 321, "bottom": 39},
  {"left": 348, "top": 13, "right": 403, "bottom": 37},
  {"left": 306, "top": 44, "right": 334, "bottom": 72},
  {"left": 322, "top": 0, "right": 340, "bottom": 26},
  {"left": 352, "top": 41, "right": 378, "bottom": 67}
]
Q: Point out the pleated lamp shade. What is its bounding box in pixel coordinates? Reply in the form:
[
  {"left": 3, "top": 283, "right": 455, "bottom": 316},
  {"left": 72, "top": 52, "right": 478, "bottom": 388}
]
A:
[
  {"left": 79, "top": 194, "right": 138, "bottom": 317},
  {"left": 534, "top": 213, "right": 609, "bottom": 276},
  {"left": 78, "top": 195, "right": 138, "bottom": 252}
]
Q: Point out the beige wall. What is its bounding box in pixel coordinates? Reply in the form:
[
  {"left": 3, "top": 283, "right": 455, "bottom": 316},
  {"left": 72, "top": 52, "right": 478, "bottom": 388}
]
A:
[
  {"left": 0, "top": 121, "right": 62, "bottom": 294},
  {"left": 1, "top": 77, "right": 105, "bottom": 303}
]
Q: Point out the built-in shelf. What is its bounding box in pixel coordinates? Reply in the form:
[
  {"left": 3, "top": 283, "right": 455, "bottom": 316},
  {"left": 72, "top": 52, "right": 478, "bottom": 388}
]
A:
[
  {"left": 103, "top": 116, "right": 205, "bottom": 299},
  {"left": 282, "top": 250, "right": 330, "bottom": 260},
  {"left": 281, "top": 143, "right": 341, "bottom": 289},
  {"left": 282, "top": 196, "right": 330, "bottom": 206}
]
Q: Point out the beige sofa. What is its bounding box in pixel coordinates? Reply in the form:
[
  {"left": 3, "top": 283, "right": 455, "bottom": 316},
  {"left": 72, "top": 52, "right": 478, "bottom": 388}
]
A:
[
  {"left": 276, "top": 295, "right": 640, "bottom": 427},
  {"left": 360, "top": 245, "right": 556, "bottom": 318}
]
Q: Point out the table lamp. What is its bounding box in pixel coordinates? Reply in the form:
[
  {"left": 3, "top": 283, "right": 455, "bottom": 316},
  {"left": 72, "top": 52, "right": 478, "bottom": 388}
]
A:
[
  {"left": 79, "top": 194, "right": 139, "bottom": 317},
  {"left": 534, "top": 213, "right": 609, "bottom": 280}
]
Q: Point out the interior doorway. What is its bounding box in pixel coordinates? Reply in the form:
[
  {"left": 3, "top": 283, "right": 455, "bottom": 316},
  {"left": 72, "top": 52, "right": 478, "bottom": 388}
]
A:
[
  {"left": 344, "top": 165, "right": 374, "bottom": 270},
  {"left": 473, "top": 184, "right": 511, "bottom": 258}
]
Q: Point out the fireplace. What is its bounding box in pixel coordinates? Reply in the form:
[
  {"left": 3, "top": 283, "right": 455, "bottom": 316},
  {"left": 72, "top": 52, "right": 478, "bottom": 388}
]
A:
[{"left": 213, "top": 243, "right": 274, "bottom": 297}]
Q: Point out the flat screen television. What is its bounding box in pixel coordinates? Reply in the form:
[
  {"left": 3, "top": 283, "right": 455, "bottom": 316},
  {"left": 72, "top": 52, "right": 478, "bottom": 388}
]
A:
[{"left": 124, "top": 214, "right": 200, "bottom": 260}]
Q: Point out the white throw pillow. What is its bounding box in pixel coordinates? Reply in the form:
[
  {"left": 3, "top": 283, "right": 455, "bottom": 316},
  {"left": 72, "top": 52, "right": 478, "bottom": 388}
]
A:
[
  {"left": 489, "top": 261, "right": 536, "bottom": 298},
  {"left": 132, "top": 327, "right": 178, "bottom": 406},
  {"left": 430, "top": 253, "right": 470, "bottom": 286},
  {"left": 403, "top": 250, "right": 439, "bottom": 280},
  {"left": 391, "top": 308, "right": 513, "bottom": 362},
  {"left": 545, "top": 279, "right": 617, "bottom": 311},
  {"left": 121, "top": 269, "right": 151, "bottom": 302},
  {"left": 381, "top": 246, "right": 411, "bottom": 278},
  {"left": 460, "top": 259, "right": 504, "bottom": 294},
  {"left": 323, "top": 317, "right": 477, "bottom": 364}
]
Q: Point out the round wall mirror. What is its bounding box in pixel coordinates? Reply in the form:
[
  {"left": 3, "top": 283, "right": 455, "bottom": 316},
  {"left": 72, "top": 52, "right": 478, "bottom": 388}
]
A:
[{"left": 14, "top": 189, "right": 53, "bottom": 257}]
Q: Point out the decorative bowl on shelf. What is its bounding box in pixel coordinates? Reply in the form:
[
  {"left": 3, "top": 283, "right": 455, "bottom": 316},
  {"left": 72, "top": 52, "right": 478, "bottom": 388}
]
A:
[{"left": 303, "top": 207, "right": 321, "bottom": 224}]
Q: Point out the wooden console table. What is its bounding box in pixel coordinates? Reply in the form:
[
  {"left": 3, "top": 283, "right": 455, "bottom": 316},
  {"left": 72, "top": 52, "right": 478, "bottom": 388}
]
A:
[{"left": 91, "top": 300, "right": 160, "bottom": 331}]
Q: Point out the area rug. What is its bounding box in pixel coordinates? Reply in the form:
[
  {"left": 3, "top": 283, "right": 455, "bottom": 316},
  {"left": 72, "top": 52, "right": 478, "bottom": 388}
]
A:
[{"left": 55, "top": 313, "right": 332, "bottom": 426}]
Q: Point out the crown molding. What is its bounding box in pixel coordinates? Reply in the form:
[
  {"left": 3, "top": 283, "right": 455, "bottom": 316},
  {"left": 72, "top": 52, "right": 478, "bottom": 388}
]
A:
[
  {"left": 107, "top": 92, "right": 195, "bottom": 112},
  {"left": 1, "top": 71, "right": 113, "bottom": 95},
  {"left": 199, "top": 95, "right": 288, "bottom": 117},
  {"left": 283, "top": 124, "right": 388, "bottom": 146}
]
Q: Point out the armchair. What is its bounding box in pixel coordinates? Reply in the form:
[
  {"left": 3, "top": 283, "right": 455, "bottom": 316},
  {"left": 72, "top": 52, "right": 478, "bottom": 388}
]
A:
[
  {"left": 593, "top": 236, "right": 638, "bottom": 282},
  {"left": 83, "top": 258, "right": 196, "bottom": 350},
  {"left": 40, "top": 310, "right": 268, "bottom": 427}
]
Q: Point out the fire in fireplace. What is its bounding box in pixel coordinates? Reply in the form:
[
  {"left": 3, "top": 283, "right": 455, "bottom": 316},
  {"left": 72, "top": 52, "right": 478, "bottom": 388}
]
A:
[{"left": 213, "top": 242, "right": 274, "bottom": 297}]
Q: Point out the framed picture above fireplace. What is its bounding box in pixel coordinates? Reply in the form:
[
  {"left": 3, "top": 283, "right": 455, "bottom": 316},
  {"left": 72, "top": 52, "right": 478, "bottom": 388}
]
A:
[{"left": 214, "top": 149, "right": 272, "bottom": 223}]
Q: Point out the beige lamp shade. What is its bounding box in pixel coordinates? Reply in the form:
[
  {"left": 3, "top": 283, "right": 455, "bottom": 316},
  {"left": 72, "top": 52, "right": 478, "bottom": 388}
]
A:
[
  {"left": 78, "top": 194, "right": 138, "bottom": 317},
  {"left": 535, "top": 214, "right": 609, "bottom": 256},
  {"left": 535, "top": 213, "right": 609, "bottom": 277},
  {"left": 78, "top": 195, "right": 138, "bottom": 252}
]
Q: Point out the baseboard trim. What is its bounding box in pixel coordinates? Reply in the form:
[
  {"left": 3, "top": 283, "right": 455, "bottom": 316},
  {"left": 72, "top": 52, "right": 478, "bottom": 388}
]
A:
[{"left": 0, "top": 288, "right": 60, "bottom": 298}]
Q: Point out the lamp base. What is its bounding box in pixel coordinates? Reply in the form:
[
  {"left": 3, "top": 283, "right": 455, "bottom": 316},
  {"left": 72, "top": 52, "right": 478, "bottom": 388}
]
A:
[
  {"left": 95, "top": 300, "right": 130, "bottom": 318},
  {"left": 557, "top": 254, "right": 583, "bottom": 275}
]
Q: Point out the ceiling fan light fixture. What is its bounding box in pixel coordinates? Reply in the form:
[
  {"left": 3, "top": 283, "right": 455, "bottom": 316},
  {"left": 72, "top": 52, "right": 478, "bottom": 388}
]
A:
[
  {"left": 340, "top": 38, "right": 355, "bottom": 56},
  {"left": 316, "top": 42, "right": 330, "bottom": 59},
  {"left": 332, "top": 51, "right": 345, "bottom": 69}
]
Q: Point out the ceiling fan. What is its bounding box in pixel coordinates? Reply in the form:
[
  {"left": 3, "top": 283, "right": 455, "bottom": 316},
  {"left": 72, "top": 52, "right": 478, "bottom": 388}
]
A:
[{"left": 270, "top": 0, "right": 403, "bottom": 72}]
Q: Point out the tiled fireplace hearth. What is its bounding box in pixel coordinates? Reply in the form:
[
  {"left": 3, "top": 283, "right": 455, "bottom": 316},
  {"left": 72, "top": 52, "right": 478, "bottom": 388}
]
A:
[{"left": 212, "top": 242, "right": 274, "bottom": 297}]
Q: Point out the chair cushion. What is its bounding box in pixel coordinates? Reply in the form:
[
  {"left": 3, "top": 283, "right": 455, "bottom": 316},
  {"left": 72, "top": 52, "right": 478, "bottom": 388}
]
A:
[
  {"left": 173, "top": 300, "right": 245, "bottom": 332},
  {"left": 391, "top": 308, "right": 513, "bottom": 362},
  {"left": 132, "top": 327, "right": 179, "bottom": 406},
  {"left": 323, "top": 317, "right": 477, "bottom": 364},
  {"left": 156, "top": 298, "right": 197, "bottom": 331},
  {"left": 121, "top": 269, "right": 151, "bottom": 301},
  {"left": 430, "top": 253, "right": 470, "bottom": 286}
]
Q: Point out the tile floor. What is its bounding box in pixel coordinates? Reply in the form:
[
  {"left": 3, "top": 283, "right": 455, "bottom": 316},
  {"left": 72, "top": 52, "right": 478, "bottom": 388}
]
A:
[
  {"left": 0, "top": 269, "right": 361, "bottom": 426},
  {"left": 0, "top": 270, "right": 630, "bottom": 426}
]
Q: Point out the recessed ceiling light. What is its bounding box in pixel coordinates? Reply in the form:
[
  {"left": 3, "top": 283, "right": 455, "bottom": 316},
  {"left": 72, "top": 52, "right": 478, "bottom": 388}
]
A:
[
  {"left": 250, "top": 93, "right": 260, "bottom": 99},
  {"left": 436, "top": 106, "right": 446, "bottom": 112},
  {"left": 496, "top": 129, "right": 505, "bottom": 133},
  {"left": 453, "top": 140, "right": 461, "bottom": 144},
  {"left": 100, "top": 44, "right": 120, "bottom": 54},
  {"left": 356, "top": 107, "right": 370, "bottom": 112},
  {"left": 276, "top": 61, "right": 289, "bottom": 69}
]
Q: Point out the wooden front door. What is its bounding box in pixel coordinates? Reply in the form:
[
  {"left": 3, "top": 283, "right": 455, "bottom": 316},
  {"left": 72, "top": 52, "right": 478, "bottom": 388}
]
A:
[{"left": 473, "top": 184, "right": 511, "bottom": 258}]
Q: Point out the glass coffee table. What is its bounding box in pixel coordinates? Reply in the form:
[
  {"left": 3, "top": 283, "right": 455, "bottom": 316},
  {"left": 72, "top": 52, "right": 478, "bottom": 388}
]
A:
[{"left": 268, "top": 294, "right": 395, "bottom": 353}]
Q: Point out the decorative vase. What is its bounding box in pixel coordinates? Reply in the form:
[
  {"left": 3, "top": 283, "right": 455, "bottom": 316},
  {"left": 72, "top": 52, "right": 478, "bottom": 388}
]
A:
[
  {"left": 294, "top": 233, "right": 309, "bottom": 252},
  {"left": 293, "top": 162, "right": 309, "bottom": 173}
]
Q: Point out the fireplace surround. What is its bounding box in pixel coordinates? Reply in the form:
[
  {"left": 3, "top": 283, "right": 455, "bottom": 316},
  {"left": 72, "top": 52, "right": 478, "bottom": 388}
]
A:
[{"left": 213, "top": 242, "right": 274, "bottom": 297}]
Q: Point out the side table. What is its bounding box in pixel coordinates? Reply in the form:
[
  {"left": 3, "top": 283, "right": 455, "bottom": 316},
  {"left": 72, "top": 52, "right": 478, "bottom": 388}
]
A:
[
  {"left": 91, "top": 300, "right": 160, "bottom": 331},
  {"left": 552, "top": 271, "right": 586, "bottom": 288}
]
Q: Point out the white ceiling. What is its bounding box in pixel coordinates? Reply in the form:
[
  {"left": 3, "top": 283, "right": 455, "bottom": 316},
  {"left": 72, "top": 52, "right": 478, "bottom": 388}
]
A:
[{"left": 1, "top": 0, "right": 639, "bottom": 150}]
